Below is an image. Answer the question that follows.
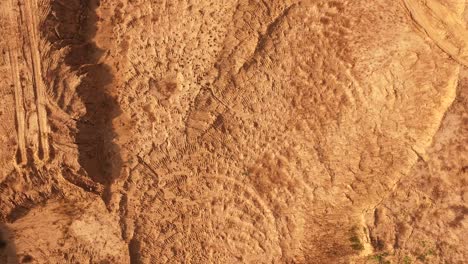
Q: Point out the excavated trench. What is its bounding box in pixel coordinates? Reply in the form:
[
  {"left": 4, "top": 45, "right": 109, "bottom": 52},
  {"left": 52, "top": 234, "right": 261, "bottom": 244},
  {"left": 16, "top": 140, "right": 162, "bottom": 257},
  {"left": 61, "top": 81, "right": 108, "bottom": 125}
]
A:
[{"left": 43, "top": 0, "right": 122, "bottom": 193}]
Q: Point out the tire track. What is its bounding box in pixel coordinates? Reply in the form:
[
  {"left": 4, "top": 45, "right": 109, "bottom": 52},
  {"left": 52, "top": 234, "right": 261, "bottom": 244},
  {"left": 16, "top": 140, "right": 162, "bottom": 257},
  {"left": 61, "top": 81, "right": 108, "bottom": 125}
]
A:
[
  {"left": 403, "top": 0, "right": 468, "bottom": 67},
  {"left": 22, "top": 0, "right": 50, "bottom": 161},
  {"left": 4, "top": 0, "right": 50, "bottom": 165},
  {"left": 4, "top": 0, "right": 27, "bottom": 165}
]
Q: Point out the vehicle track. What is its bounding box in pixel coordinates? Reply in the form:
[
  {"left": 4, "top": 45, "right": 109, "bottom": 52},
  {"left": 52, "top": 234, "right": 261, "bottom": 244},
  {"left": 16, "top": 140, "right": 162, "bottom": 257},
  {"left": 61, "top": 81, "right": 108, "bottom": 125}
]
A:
[{"left": 4, "top": 0, "right": 50, "bottom": 165}]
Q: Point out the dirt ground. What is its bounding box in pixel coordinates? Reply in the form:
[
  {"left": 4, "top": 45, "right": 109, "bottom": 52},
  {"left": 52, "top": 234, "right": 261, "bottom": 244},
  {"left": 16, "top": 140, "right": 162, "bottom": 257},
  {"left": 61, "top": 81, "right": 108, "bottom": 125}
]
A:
[{"left": 0, "top": 0, "right": 466, "bottom": 263}]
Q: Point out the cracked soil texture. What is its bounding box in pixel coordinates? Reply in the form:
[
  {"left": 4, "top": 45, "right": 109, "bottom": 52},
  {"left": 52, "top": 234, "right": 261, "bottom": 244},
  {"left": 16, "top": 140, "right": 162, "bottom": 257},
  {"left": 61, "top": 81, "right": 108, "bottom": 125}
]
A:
[{"left": 0, "top": 0, "right": 467, "bottom": 263}]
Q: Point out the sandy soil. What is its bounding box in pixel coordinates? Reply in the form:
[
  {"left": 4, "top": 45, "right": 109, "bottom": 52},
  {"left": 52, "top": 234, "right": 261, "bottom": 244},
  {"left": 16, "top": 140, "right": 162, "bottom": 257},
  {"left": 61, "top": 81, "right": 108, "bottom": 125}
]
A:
[{"left": 0, "top": 0, "right": 466, "bottom": 263}]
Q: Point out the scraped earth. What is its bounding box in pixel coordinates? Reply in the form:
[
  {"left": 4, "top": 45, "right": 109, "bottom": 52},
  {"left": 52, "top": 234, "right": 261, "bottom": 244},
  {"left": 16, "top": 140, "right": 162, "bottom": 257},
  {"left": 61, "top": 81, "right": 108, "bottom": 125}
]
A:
[{"left": 0, "top": 0, "right": 467, "bottom": 263}]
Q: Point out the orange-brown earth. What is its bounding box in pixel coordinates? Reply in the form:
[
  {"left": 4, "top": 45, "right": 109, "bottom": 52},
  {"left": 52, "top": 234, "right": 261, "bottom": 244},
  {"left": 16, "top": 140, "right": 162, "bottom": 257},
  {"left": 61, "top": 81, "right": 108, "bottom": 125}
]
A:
[{"left": 0, "top": 0, "right": 466, "bottom": 263}]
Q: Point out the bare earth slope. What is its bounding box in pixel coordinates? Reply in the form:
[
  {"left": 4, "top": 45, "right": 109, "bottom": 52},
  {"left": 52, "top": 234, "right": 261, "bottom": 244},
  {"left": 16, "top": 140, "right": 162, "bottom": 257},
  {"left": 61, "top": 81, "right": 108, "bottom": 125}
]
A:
[{"left": 0, "top": 0, "right": 467, "bottom": 263}]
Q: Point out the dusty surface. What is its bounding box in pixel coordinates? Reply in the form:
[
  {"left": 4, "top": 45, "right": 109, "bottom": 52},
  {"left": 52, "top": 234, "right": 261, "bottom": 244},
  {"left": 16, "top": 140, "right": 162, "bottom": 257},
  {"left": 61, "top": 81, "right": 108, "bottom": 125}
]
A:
[{"left": 0, "top": 0, "right": 467, "bottom": 263}]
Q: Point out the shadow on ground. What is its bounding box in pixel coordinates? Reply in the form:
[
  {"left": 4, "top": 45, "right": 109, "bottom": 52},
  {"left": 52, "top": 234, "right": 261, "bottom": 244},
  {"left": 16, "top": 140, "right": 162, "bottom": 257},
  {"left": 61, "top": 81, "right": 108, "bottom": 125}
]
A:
[
  {"left": 50, "top": 0, "right": 122, "bottom": 199},
  {"left": 0, "top": 224, "right": 18, "bottom": 264}
]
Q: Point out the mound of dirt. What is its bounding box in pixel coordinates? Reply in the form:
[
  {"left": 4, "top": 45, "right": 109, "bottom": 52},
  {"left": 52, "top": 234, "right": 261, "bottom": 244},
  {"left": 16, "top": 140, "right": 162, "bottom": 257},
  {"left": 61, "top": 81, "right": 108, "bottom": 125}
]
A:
[{"left": 0, "top": 0, "right": 466, "bottom": 263}]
